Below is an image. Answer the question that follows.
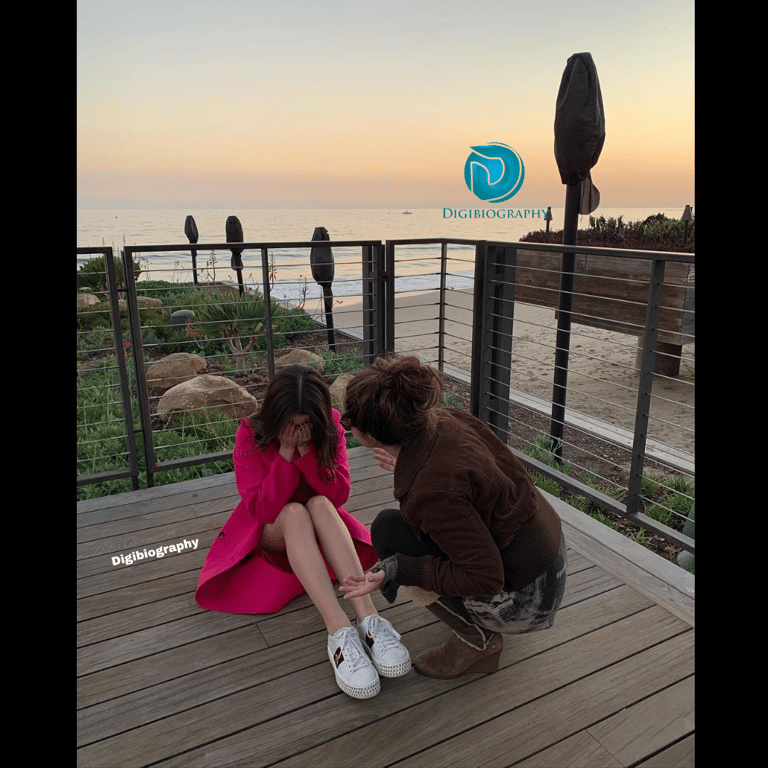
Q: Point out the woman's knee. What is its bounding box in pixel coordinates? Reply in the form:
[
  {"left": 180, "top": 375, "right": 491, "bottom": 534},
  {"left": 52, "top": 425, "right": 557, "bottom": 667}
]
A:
[
  {"left": 304, "top": 495, "right": 337, "bottom": 521},
  {"left": 261, "top": 502, "right": 311, "bottom": 550},
  {"left": 370, "top": 508, "right": 406, "bottom": 559},
  {"left": 278, "top": 502, "right": 313, "bottom": 534},
  {"left": 371, "top": 507, "right": 448, "bottom": 560}
]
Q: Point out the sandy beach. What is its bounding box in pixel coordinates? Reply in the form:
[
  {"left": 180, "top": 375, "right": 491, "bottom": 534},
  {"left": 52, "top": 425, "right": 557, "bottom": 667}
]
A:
[{"left": 304, "top": 288, "right": 695, "bottom": 465}]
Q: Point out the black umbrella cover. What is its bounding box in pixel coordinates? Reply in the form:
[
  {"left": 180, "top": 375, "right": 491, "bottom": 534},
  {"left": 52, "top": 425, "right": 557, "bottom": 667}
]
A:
[
  {"left": 310, "top": 226, "right": 334, "bottom": 286},
  {"left": 226, "top": 215, "right": 244, "bottom": 269},
  {"left": 184, "top": 215, "right": 199, "bottom": 244},
  {"left": 554, "top": 52, "right": 605, "bottom": 212}
]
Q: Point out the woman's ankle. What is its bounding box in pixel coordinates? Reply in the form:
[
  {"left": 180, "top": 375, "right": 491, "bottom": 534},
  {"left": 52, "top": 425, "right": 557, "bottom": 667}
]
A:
[
  {"left": 326, "top": 617, "right": 354, "bottom": 636},
  {"left": 352, "top": 597, "right": 378, "bottom": 624}
]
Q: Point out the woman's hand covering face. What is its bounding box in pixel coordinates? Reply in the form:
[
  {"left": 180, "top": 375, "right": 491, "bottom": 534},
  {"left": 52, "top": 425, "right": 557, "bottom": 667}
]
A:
[{"left": 278, "top": 417, "right": 313, "bottom": 455}]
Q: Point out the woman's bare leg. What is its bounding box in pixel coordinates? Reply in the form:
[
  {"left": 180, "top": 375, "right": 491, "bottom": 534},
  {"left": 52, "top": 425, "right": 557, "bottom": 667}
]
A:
[
  {"left": 261, "top": 502, "right": 352, "bottom": 635},
  {"left": 304, "top": 495, "right": 378, "bottom": 624}
]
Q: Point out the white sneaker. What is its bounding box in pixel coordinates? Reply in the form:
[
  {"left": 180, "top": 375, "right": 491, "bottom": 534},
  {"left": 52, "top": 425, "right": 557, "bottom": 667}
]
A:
[
  {"left": 357, "top": 614, "right": 412, "bottom": 677},
  {"left": 327, "top": 626, "right": 381, "bottom": 699}
]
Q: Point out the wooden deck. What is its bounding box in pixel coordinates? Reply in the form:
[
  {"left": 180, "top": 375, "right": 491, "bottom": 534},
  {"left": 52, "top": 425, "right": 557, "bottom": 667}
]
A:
[{"left": 77, "top": 447, "right": 694, "bottom": 768}]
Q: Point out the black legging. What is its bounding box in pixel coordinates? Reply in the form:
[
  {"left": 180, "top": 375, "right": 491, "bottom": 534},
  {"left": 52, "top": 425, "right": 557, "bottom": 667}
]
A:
[{"left": 371, "top": 508, "right": 448, "bottom": 561}]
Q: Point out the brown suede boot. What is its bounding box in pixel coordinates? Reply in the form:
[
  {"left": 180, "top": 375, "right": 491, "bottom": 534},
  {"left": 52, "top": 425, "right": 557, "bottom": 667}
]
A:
[{"left": 413, "top": 595, "right": 503, "bottom": 679}]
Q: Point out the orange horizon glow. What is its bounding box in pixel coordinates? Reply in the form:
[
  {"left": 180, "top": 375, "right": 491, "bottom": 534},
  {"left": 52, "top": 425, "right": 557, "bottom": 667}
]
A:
[{"left": 77, "top": 1, "right": 694, "bottom": 208}]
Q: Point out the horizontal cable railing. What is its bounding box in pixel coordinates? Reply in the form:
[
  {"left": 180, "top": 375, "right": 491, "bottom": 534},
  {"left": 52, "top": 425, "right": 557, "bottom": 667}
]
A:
[
  {"left": 77, "top": 246, "right": 141, "bottom": 490},
  {"left": 384, "top": 239, "right": 694, "bottom": 556},
  {"left": 77, "top": 236, "right": 694, "bottom": 561},
  {"left": 78, "top": 241, "right": 384, "bottom": 494}
]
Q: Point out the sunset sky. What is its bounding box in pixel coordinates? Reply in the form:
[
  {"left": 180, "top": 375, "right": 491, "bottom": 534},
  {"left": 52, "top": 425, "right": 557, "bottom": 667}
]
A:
[{"left": 77, "top": 0, "right": 694, "bottom": 208}]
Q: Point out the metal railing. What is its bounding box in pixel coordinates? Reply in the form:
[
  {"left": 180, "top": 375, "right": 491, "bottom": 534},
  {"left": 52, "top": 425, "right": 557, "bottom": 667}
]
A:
[
  {"left": 379, "top": 238, "right": 694, "bottom": 553},
  {"left": 467, "top": 240, "right": 694, "bottom": 552},
  {"left": 76, "top": 247, "right": 141, "bottom": 489},
  {"left": 77, "top": 241, "right": 385, "bottom": 490},
  {"left": 77, "top": 237, "right": 694, "bottom": 554}
]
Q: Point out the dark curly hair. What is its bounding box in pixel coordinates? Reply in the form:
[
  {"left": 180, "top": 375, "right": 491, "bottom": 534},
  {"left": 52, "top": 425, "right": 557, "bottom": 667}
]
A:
[
  {"left": 249, "top": 364, "right": 337, "bottom": 481},
  {"left": 343, "top": 353, "right": 443, "bottom": 445}
]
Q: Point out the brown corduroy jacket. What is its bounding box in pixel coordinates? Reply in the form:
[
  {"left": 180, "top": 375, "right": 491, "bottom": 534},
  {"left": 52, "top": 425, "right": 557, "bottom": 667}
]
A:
[{"left": 392, "top": 408, "right": 563, "bottom": 597}]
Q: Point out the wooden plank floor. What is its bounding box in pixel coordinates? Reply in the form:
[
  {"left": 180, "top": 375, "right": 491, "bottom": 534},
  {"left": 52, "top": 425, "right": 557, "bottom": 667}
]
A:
[{"left": 77, "top": 447, "right": 694, "bottom": 768}]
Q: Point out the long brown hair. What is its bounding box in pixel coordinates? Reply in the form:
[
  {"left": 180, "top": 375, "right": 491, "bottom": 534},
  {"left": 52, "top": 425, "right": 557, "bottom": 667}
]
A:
[
  {"left": 343, "top": 353, "right": 443, "bottom": 445},
  {"left": 249, "top": 364, "right": 337, "bottom": 480}
]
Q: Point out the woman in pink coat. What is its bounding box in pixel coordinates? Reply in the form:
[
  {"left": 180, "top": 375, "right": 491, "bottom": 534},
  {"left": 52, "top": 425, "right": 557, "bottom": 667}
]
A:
[{"left": 195, "top": 364, "right": 410, "bottom": 699}]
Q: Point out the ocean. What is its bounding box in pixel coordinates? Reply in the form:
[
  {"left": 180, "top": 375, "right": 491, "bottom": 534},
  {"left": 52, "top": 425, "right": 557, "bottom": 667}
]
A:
[{"left": 77, "top": 205, "right": 684, "bottom": 305}]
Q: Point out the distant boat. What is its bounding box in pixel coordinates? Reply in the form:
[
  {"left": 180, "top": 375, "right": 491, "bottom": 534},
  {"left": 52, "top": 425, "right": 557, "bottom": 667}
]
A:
[{"left": 403, "top": 210, "right": 412, "bottom": 214}]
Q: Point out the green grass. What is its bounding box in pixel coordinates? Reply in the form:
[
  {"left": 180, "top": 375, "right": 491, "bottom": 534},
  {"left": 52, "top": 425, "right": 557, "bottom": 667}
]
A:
[
  {"left": 523, "top": 433, "right": 694, "bottom": 561},
  {"left": 77, "top": 357, "right": 238, "bottom": 501},
  {"left": 523, "top": 435, "right": 573, "bottom": 475},
  {"left": 317, "top": 347, "right": 365, "bottom": 380},
  {"left": 77, "top": 280, "right": 326, "bottom": 500}
]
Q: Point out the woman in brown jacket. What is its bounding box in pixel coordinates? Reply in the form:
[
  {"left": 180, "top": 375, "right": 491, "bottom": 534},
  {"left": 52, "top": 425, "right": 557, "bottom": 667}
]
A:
[{"left": 339, "top": 354, "right": 567, "bottom": 679}]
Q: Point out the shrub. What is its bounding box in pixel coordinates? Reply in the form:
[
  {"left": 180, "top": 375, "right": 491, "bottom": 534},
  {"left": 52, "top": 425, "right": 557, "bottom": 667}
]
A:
[
  {"left": 76, "top": 302, "right": 113, "bottom": 333},
  {"left": 274, "top": 308, "right": 318, "bottom": 343},
  {"left": 77, "top": 255, "right": 141, "bottom": 292},
  {"left": 317, "top": 347, "right": 364, "bottom": 380}
]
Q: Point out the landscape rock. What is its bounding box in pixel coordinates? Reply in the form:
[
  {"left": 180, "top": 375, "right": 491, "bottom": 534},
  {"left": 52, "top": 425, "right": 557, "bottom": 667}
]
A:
[
  {"left": 169, "top": 309, "right": 196, "bottom": 329},
  {"left": 146, "top": 352, "right": 208, "bottom": 391},
  {"left": 156, "top": 374, "right": 258, "bottom": 423},
  {"left": 93, "top": 297, "right": 167, "bottom": 317},
  {"left": 137, "top": 296, "right": 164, "bottom": 308},
  {"left": 77, "top": 293, "right": 102, "bottom": 310},
  {"left": 329, "top": 373, "right": 354, "bottom": 413},
  {"left": 274, "top": 349, "right": 325, "bottom": 374}
]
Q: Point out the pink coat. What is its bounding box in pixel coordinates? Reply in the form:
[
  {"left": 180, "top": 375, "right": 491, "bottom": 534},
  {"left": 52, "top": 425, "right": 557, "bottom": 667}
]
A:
[{"left": 195, "top": 409, "right": 377, "bottom": 614}]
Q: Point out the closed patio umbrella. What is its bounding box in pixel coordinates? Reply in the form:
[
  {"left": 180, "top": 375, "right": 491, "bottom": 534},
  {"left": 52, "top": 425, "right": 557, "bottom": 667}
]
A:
[
  {"left": 554, "top": 52, "right": 605, "bottom": 213},
  {"left": 310, "top": 226, "right": 336, "bottom": 351},
  {"left": 550, "top": 52, "right": 605, "bottom": 462},
  {"left": 226, "top": 215, "right": 245, "bottom": 296},
  {"left": 184, "top": 215, "right": 199, "bottom": 284}
]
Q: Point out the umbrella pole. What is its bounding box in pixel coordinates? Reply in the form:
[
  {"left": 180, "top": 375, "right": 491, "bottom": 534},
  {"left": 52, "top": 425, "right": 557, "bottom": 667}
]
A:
[
  {"left": 184, "top": 215, "right": 200, "bottom": 285},
  {"left": 549, "top": 182, "right": 580, "bottom": 464},
  {"left": 322, "top": 285, "right": 336, "bottom": 351},
  {"left": 191, "top": 246, "right": 199, "bottom": 285}
]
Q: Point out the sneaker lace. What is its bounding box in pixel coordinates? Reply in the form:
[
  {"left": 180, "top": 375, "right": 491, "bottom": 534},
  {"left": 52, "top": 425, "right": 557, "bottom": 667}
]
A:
[
  {"left": 337, "top": 628, "right": 370, "bottom": 672},
  {"left": 365, "top": 615, "right": 401, "bottom": 652}
]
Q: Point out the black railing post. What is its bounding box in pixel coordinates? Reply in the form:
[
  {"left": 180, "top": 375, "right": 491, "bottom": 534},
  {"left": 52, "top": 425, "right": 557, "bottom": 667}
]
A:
[
  {"left": 362, "top": 244, "right": 378, "bottom": 366},
  {"left": 484, "top": 245, "right": 518, "bottom": 442},
  {"left": 384, "top": 241, "right": 395, "bottom": 353},
  {"left": 471, "top": 242, "right": 517, "bottom": 440},
  {"left": 471, "top": 241, "right": 517, "bottom": 438},
  {"left": 437, "top": 240, "right": 448, "bottom": 372},
  {"left": 470, "top": 241, "right": 488, "bottom": 420},
  {"left": 122, "top": 246, "right": 157, "bottom": 487},
  {"left": 260, "top": 247, "right": 276, "bottom": 379},
  {"left": 626, "top": 257, "right": 667, "bottom": 517},
  {"left": 104, "top": 247, "right": 141, "bottom": 489}
]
